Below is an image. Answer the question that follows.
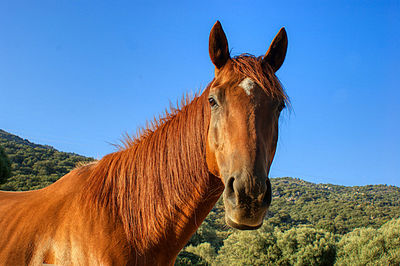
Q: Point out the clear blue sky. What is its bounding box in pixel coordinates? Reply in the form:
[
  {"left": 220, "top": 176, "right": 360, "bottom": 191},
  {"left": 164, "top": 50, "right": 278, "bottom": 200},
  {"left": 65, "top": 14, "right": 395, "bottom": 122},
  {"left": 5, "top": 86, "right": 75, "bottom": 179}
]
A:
[{"left": 1, "top": 1, "right": 399, "bottom": 186}]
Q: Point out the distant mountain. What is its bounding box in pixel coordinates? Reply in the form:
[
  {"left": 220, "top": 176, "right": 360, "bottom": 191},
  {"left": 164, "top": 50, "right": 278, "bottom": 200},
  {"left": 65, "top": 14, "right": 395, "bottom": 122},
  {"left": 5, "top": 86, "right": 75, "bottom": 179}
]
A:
[
  {"left": 266, "top": 177, "right": 400, "bottom": 234},
  {"left": 0, "top": 129, "right": 53, "bottom": 150},
  {"left": 0, "top": 129, "right": 93, "bottom": 191}
]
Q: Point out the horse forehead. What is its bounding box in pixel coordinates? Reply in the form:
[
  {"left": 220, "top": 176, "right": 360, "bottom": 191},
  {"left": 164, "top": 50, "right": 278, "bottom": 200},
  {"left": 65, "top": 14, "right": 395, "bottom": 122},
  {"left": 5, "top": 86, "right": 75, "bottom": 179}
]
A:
[{"left": 238, "top": 77, "right": 256, "bottom": 96}]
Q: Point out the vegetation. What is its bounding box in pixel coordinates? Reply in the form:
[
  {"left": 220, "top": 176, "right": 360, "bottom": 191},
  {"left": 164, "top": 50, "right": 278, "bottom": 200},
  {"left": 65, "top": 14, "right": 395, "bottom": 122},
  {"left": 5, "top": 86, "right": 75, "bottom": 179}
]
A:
[
  {"left": 214, "top": 224, "right": 337, "bottom": 265},
  {"left": 0, "top": 129, "right": 93, "bottom": 191},
  {"left": 0, "top": 145, "right": 11, "bottom": 184},
  {"left": 335, "top": 218, "right": 400, "bottom": 265},
  {"left": 1, "top": 129, "right": 399, "bottom": 265},
  {"left": 181, "top": 218, "right": 400, "bottom": 265}
]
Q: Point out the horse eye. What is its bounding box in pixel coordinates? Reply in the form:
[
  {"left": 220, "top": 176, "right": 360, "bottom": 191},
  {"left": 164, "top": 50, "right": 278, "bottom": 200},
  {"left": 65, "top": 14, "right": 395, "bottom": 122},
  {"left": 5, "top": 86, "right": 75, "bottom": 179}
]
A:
[{"left": 208, "top": 97, "right": 218, "bottom": 108}]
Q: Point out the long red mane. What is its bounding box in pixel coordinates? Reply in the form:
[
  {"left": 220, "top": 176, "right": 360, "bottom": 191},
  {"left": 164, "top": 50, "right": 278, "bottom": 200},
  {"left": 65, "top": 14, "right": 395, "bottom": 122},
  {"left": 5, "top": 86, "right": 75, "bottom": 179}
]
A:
[{"left": 82, "top": 92, "right": 212, "bottom": 253}]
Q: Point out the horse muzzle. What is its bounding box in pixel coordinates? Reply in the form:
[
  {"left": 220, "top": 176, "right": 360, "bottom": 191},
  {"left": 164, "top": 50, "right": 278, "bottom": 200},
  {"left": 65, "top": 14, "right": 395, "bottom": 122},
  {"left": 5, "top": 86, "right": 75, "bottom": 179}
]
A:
[{"left": 223, "top": 174, "right": 272, "bottom": 230}]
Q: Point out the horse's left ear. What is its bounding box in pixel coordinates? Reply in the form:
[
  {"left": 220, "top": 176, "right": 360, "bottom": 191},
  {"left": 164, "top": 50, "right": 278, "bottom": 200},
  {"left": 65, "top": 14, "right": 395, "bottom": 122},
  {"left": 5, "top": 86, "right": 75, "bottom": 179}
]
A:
[{"left": 262, "top": 27, "right": 288, "bottom": 72}]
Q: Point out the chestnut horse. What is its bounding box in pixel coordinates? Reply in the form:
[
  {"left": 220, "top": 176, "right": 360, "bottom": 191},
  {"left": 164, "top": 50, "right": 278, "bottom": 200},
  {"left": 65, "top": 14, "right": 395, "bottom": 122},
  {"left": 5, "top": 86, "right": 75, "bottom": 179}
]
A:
[{"left": 0, "top": 21, "right": 288, "bottom": 265}]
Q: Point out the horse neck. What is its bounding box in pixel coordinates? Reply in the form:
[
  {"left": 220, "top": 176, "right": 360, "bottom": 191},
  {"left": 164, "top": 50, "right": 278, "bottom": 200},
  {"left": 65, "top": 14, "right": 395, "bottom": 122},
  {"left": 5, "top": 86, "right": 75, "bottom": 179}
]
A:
[{"left": 85, "top": 90, "right": 224, "bottom": 254}]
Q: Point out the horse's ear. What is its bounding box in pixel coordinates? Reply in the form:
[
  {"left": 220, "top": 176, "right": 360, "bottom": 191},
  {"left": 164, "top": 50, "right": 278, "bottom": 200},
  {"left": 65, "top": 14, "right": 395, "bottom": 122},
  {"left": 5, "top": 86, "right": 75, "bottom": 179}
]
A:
[
  {"left": 262, "top": 27, "right": 288, "bottom": 72},
  {"left": 209, "top": 21, "right": 230, "bottom": 69}
]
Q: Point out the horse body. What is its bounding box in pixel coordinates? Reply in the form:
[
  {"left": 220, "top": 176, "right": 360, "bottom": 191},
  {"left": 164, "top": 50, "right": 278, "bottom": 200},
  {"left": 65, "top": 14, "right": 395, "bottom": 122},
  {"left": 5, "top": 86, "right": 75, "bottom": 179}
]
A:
[
  {"left": 0, "top": 170, "right": 133, "bottom": 265},
  {"left": 0, "top": 21, "right": 289, "bottom": 265},
  {"left": 0, "top": 153, "right": 223, "bottom": 265}
]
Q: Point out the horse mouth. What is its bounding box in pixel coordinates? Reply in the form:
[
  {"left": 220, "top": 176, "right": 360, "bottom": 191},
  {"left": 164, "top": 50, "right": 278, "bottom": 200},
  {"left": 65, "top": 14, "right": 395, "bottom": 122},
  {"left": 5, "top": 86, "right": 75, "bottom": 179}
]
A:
[{"left": 225, "top": 216, "right": 263, "bottom": 230}]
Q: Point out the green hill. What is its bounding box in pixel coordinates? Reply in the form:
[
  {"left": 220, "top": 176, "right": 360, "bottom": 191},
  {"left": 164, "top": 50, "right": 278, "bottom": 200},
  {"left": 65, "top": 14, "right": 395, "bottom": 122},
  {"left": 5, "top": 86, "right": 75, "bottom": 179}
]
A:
[
  {"left": 267, "top": 177, "right": 400, "bottom": 234},
  {"left": 1, "top": 129, "right": 399, "bottom": 265},
  {"left": 0, "top": 129, "right": 93, "bottom": 191}
]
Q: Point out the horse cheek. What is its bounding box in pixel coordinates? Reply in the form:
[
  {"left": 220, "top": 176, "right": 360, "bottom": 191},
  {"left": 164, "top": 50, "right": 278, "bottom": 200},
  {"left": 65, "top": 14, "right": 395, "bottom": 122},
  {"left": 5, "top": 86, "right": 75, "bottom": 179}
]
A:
[{"left": 206, "top": 140, "right": 220, "bottom": 179}]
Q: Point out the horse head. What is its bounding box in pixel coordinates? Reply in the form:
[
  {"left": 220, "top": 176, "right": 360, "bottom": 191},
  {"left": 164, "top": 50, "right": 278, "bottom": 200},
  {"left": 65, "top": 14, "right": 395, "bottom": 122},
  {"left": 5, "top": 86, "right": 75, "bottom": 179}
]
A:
[{"left": 205, "top": 21, "right": 288, "bottom": 230}]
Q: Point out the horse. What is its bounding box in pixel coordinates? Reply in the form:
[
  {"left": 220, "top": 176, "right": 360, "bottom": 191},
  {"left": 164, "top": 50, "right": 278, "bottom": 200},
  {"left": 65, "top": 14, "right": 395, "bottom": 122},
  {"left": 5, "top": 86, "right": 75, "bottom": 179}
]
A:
[{"left": 0, "top": 21, "right": 289, "bottom": 265}]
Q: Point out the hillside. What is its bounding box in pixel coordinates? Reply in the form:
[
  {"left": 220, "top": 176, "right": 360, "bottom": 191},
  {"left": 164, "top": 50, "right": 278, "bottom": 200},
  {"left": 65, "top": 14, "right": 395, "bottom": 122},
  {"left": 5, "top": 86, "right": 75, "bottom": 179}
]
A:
[
  {"left": 267, "top": 177, "right": 400, "bottom": 234},
  {"left": 0, "top": 129, "right": 93, "bottom": 191},
  {"left": 1, "top": 129, "right": 399, "bottom": 264}
]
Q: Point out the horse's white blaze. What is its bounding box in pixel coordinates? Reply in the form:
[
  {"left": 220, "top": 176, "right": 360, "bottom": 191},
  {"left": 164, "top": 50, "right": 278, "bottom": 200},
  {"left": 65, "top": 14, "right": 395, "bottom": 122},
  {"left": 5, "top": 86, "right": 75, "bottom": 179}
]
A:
[{"left": 239, "top": 78, "right": 256, "bottom": 96}]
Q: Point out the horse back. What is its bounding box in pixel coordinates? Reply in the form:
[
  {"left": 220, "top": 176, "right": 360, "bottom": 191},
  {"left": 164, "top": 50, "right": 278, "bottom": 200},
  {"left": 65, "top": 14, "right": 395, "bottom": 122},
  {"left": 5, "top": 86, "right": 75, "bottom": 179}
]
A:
[
  {"left": 0, "top": 176, "right": 78, "bottom": 265},
  {"left": 0, "top": 165, "right": 140, "bottom": 265}
]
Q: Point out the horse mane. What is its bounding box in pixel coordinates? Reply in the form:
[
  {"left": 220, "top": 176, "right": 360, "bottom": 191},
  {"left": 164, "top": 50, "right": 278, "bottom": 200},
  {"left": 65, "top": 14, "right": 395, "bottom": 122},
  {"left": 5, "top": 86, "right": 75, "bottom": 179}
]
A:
[
  {"left": 80, "top": 54, "right": 287, "bottom": 253},
  {"left": 82, "top": 90, "right": 212, "bottom": 253},
  {"left": 118, "top": 94, "right": 198, "bottom": 150}
]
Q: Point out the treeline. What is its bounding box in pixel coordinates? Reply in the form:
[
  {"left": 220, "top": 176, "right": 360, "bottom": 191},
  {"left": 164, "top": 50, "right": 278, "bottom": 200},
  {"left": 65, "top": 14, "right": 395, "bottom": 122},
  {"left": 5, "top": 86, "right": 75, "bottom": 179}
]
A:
[
  {"left": 0, "top": 145, "right": 11, "bottom": 184},
  {"left": 177, "top": 217, "right": 400, "bottom": 265},
  {"left": 1, "top": 129, "right": 399, "bottom": 265}
]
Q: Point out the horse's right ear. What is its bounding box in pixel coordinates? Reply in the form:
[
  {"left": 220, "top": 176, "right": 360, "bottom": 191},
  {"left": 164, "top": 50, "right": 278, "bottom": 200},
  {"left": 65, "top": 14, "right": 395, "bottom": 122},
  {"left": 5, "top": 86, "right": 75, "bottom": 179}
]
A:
[{"left": 209, "top": 21, "right": 230, "bottom": 69}]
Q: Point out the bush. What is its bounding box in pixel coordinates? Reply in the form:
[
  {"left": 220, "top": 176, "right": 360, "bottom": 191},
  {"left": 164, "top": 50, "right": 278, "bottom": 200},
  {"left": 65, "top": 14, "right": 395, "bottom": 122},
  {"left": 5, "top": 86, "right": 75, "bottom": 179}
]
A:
[
  {"left": 175, "top": 250, "right": 208, "bottom": 265},
  {"left": 275, "top": 226, "right": 336, "bottom": 266},
  {"left": 215, "top": 224, "right": 280, "bottom": 265},
  {"left": 215, "top": 224, "right": 336, "bottom": 266},
  {"left": 185, "top": 242, "right": 216, "bottom": 265},
  {"left": 335, "top": 218, "right": 400, "bottom": 265}
]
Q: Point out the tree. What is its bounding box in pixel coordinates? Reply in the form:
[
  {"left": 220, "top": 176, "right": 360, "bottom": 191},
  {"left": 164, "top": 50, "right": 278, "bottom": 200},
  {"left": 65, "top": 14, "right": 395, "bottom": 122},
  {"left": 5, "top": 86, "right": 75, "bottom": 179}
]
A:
[
  {"left": 0, "top": 145, "right": 11, "bottom": 184},
  {"left": 185, "top": 242, "right": 217, "bottom": 265},
  {"left": 175, "top": 250, "right": 208, "bottom": 266},
  {"left": 215, "top": 224, "right": 336, "bottom": 266},
  {"left": 335, "top": 218, "right": 400, "bottom": 265},
  {"left": 275, "top": 226, "right": 336, "bottom": 266},
  {"left": 215, "top": 224, "right": 280, "bottom": 265}
]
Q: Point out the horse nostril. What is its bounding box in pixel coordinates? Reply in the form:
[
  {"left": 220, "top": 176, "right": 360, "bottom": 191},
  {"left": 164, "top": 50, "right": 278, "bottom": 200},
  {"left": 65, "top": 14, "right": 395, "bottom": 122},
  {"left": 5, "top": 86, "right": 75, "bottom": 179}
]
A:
[
  {"left": 225, "top": 177, "right": 236, "bottom": 205},
  {"left": 262, "top": 184, "right": 272, "bottom": 207},
  {"left": 227, "top": 177, "right": 235, "bottom": 193}
]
